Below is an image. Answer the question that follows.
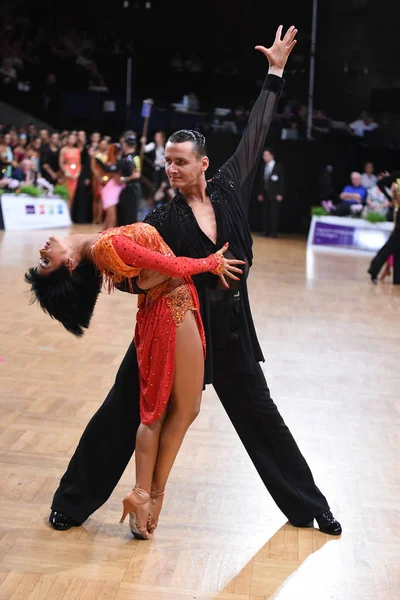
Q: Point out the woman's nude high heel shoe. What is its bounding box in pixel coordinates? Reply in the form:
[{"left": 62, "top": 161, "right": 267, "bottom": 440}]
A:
[
  {"left": 147, "top": 487, "right": 165, "bottom": 535},
  {"left": 120, "top": 486, "right": 152, "bottom": 540}
]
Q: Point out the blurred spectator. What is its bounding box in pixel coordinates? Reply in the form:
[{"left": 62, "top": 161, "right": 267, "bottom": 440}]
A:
[
  {"left": 311, "top": 109, "right": 331, "bottom": 140},
  {"left": 319, "top": 164, "right": 338, "bottom": 205},
  {"left": 365, "top": 172, "right": 392, "bottom": 217},
  {"left": 360, "top": 161, "right": 377, "bottom": 189},
  {"left": 39, "top": 128, "right": 50, "bottom": 145},
  {"left": 40, "top": 132, "right": 61, "bottom": 184},
  {"left": 293, "top": 103, "right": 308, "bottom": 140},
  {"left": 142, "top": 129, "right": 167, "bottom": 193},
  {"left": 184, "top": 52, "right": 204, "bottom": 74},
  {"left": 0, "top": 58, "right": 17, "bottom": 86},
  {"left": 335, "top": 171, "right": 367, "bottom": 216},
  {"left": 12, "top": 157, "right": 37, "bottom": 185},
  {"left": 0, "top": 132, "right": 13, "bottom": 177},
  {"left": 25, "top": 137, "right": 42, "bottom": 173},
  {"left": 12, "top": 133, "right": 28, "bottom": 165},
  {"left": 348, "top": 111, "right": 378, "bottom": 138},
  {"left": 257, "top": 147, "right": 285, "bottom": 237},
  {"left": 232, "top": 105, "right": 248, "bottom": 135},
  {"left": 26, "top": 123, "right": 38, "bottom": 142},
  {"left": 90, "top": 137, "right": 109, "bottom": 225}
]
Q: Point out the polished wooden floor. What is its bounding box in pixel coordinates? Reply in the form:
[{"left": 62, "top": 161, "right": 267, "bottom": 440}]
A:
[{"left": 0, "top": 225, "right": 399, "bottom": 600}]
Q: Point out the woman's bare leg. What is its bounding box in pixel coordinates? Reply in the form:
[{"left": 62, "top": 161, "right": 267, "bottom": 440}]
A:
[
  {"left": 124, "top": 411, "right": 167, "bottom": 538},
  {"left": 148, "top": 310, "right": 204, "bottom": 533}
]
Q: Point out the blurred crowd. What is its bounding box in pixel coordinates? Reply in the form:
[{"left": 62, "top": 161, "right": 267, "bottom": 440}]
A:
[
  {"left": 0, "top": 123, "right": 171, "bottom": 227},
  {"left": 318, "top": 160, "right": 399, "bottom": 222}
]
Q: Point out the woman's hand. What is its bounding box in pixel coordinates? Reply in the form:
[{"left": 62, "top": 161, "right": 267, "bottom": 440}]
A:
[
  {"left": 214, "top": 243, "right": 245, "bottom": 288},
  {"left": 255, "top": 25, "right": 297, "bottom": 73}
]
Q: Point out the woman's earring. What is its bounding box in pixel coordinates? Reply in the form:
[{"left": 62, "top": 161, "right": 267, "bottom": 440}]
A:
[{"left": 67, "top": 257, "right": 74, "bottom": 274}]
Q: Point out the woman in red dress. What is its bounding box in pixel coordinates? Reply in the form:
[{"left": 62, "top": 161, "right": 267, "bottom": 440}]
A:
[
  {"left": 25, "top": 222, "right": 244, "bottom": 538},
  {"left": 59, "top": 133, "right": 82, "bottom": 210}
]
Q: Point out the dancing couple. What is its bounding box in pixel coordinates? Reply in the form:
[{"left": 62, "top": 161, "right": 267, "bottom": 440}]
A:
[{"left": 25, "top": 25, "right": 342, "bottom": 539}]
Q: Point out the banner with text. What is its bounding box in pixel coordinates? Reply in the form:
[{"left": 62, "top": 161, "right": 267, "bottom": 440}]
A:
[{"left": 0, "top": 194, "right": 71, "bottom": 231}]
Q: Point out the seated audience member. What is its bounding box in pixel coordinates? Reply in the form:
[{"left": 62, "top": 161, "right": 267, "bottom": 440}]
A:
[
  {"left": 311, "top": 109, "right": 331, "bottom": 140},
  {"left": 12, "top": 157, "right": 38, "bottom": 185},
  {"left": 12, "top": 134, "right": 28, "bottom": 165},
  {"left": 25, "top": 137, "right": 42, "bottom": 174},
  {"left": 348, "top": 111, "right": 378, "bottom": 138},
  {"left": 335, "top": 171, "right": 367, "bottom": 216},
  {"left": 361, "top": 161, "right": 377, "bottom": 189},
  {"left": 365, "top": 172, "right": 392, "bottom": 216}
]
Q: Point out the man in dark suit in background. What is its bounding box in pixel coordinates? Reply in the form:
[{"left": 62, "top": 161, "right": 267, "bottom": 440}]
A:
[{"left": 257, "top": 147, "right": 285, "bottom": 237}]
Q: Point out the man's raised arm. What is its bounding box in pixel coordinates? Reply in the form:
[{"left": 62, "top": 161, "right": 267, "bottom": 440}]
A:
[{"left": 222, "top": 25, "right": 297, "bottom": 207}]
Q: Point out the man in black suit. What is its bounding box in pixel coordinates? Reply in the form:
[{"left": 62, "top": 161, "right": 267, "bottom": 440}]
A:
[{"left": 257, "top": 147, "right": 285, "bottom": 237}]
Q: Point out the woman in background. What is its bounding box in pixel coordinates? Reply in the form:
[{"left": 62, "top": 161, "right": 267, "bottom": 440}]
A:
[{"left": 59, "top": 132, "right": 81, "bottom": 210}]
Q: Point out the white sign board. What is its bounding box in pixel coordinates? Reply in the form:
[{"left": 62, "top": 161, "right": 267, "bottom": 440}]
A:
[
  {"left": 0, "top": 194, "right": 72, "bottom": 230},
  {"left": 307, "top": 215, "right": 394, "bottom": 255}
]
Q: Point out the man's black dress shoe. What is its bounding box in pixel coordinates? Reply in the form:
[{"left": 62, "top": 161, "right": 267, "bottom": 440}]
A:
[
  {"left": 49, "top": 510, "right": 79, "bottom": 531},
  {"left": 291, "top": 510, "right": 342, "bottom": 535}
]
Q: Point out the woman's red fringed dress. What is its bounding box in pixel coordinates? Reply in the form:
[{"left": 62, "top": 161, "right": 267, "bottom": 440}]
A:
[{"left": 91, "top": 223, "right": 221, "bottom": 425}]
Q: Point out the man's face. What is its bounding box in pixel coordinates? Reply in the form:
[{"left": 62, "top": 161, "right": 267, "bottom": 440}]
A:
[
  {"left": 40, "top": 129, "right": 49, "bottom": 141},
  {"left": 165, "top": 141, "right": 208, "bottom": 189},
  {"left": 351, "top": 173, "right": 362, "bottom": 187},
  {"left": 262, "top": 150, "right": 273, "bottom": 163}
]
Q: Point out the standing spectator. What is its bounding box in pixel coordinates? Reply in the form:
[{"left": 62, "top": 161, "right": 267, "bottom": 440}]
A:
[
  {"left": 141, "top": 130, "right": 167, "bottom": 193},
  {"left": 360, "top": 161, "right": 377, "bottom": 190},
  {"left": 59, "top": 132, "right": 81, "bottom": 211},
  {"left": 257, "top": 147, "right": 285, "bottom": 237},
  {"left": 39, "top": 129, "right": 50, "bottom": 145},
  {"left": 26, "top": 123, "right": 38, "bottom": 143},
  {"left": 90, "top": 137, "right": 109, "bottom": 225},
  {"left": 0, "top": 132, "right": 14, "bottom": 177},
  {"left": 40, "top": 132, "right": 61, "bottom": 184},
  {"left": 73, "top": 130, "right": 92, "bottom": 223}
]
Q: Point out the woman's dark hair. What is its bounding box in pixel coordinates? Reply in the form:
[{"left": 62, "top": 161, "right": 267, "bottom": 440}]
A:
[
  {"left": 24, "top": 261, "right": 103, "bottom": 337},
  {"left": 167, "top": 129, "right": 207, "bottom": 158}
]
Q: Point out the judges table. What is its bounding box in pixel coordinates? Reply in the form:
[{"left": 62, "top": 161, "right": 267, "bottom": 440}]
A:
[
  {"left": 0, "top": 194, "right": 71, "bottom": 231},
  {"left": 307, "top": 215, "right": 394, "bottom": 255}
]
